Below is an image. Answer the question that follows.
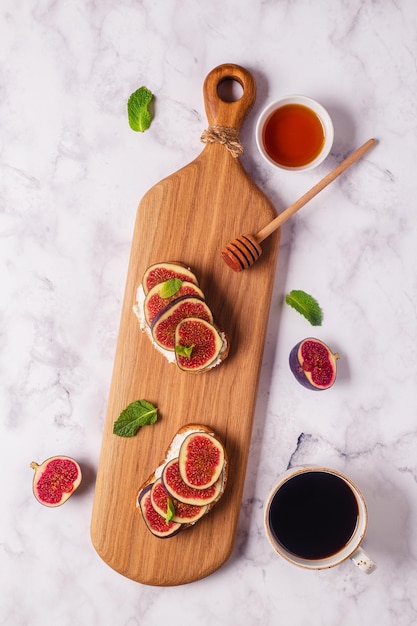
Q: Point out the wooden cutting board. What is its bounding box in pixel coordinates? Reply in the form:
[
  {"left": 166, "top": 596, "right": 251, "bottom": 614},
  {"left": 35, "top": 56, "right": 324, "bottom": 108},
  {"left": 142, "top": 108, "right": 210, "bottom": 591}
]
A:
[{"left": 90, "top": 63, "right": 280, "bottom": 586}]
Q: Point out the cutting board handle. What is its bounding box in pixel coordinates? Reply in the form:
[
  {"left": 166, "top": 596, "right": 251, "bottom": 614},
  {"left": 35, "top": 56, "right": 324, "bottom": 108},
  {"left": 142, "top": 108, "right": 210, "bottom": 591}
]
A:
[{"left": 203, "top": 63, "right": 256, "bottom": 131}]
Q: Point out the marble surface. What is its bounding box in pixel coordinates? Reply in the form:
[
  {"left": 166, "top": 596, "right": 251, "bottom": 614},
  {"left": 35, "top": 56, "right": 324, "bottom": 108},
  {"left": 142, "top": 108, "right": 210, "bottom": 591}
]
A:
[{"left": 2, "top": 1, "right": 417, "bottom": 624}]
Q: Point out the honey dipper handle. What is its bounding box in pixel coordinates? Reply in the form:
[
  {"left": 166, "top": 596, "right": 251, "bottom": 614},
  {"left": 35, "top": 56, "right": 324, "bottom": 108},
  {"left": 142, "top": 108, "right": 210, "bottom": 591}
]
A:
[{"left": 255, "top": 138, "right": 377, "bottom": 243}]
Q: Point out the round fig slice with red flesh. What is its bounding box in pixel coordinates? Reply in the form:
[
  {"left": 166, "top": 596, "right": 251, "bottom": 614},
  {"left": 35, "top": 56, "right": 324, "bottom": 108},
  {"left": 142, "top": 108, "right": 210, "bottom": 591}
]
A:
[
  {"left": 151, "top": 296, "right": 213, "bottom": 351},
  {"left": 30, "top": 456, "right": 82, "bottom": 507},
  {"left": 161, "top": 458, "right": 223, "bottom": 506},
  {"left": 138, "top": 483, "right": 182, "bottom": 538},
  {"left": 150, "top": 478, "right": 209, "bottom": 523},
  {"left": 144, "top": 281, "right": 205, "bottom": 326},
  {"left": 142, "top": 262, "right": 199, "bottom": 295},
  {"left": 289, "top": 338, "right": 339, "bottom": 390},
  {"left": 174, "top": 318, "right": 225, "bottom": 372},
  {"left": 178, "top": 432, "right": 225, "bottom": 490}
]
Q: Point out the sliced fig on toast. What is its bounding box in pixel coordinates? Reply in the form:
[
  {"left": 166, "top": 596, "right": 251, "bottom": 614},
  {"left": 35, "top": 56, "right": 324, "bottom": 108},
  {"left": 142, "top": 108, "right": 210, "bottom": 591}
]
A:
[
  {"left": 178, "top": 431, "right": 225, "bottom": 489},
  {"left": 174, "top": 317, "right": 226, "bottom": 372},
  {"left": 161, "top": 458, "right": 223, "bottom": 506},
  {"left": 137, "top": 484, "right": 182, "bottom": 538},
  {"left": 151, "top": 296, "right": 213, "bottom": 351},
  {"left": 144, "top": 281, "right": 205, "bottom": 326},
  {"left": 150, "top": 478, "right": 208, "bottom": 523},
  {"left": 142, "top": 262, "right": 199, "bottom": 295}
]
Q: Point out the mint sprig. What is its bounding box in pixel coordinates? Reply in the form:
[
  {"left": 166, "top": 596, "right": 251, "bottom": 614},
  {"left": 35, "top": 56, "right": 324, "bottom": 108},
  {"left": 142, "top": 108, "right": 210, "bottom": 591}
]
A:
[
  {"left": 159, "top": 278, "right": 182, "bottom": 299},
  {"left": 113, "top": 400, "right": 158, "bottom": 437},
  {"left": 285, "top": 290, "right": 323, "bottom": 326},
  {"left": 175, "top": 344, "right": 195, "bottom": 358},
  {"left": 127, "top": 86, "right": 153, "bottom": 132},
  {"left": 166, "top": 498, "right": 175, "bottom": 523}
]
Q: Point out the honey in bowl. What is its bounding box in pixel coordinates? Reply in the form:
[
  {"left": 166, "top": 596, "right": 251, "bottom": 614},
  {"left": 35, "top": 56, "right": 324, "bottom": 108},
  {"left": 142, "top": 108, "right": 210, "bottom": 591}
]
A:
[{"left": 263, "top": 103, "right": 325, "bottom": 168}]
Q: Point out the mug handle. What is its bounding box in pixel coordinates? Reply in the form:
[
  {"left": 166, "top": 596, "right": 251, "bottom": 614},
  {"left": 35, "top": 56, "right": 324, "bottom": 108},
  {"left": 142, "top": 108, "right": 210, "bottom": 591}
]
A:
[{"left": 350, "top": 547, "right": 377, "bottom": 574}]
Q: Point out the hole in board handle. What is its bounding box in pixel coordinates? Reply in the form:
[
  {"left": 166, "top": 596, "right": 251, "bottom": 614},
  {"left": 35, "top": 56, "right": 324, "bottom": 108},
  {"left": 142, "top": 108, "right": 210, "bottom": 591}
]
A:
[{"left": 217, "top": 78, "right": 244, "bottom": 102}]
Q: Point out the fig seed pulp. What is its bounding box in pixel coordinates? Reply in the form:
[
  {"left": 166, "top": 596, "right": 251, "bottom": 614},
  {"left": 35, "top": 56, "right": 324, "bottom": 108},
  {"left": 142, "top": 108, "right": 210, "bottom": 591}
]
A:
[{"left": 300, "top": 341, "right": 334, "bottom": 386}]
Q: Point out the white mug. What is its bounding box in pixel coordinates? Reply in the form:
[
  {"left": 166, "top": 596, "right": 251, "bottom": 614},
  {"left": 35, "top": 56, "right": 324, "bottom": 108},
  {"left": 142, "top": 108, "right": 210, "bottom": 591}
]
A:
[{"left": 264, "top": 466, "right": 376, "bottom": 574}]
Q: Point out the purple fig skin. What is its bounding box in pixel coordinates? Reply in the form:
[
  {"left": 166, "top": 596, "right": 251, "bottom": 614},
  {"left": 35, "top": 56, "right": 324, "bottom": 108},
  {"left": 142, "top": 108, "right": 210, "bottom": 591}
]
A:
[
  {"left": 289, "top": 338, "right": 339, "bottom": 391},
  {"left": 289, "top": 343, "right": 313, "bottom": 389},
  {"left": 150, "top": 294, "right": 207, "bottom": 331},
  {"left": 137, "top": 483, "right": 153, "bottom": 505}
]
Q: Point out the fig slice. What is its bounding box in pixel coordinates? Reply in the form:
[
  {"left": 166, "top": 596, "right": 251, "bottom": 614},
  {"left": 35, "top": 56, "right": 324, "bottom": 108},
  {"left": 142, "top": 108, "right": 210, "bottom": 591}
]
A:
[
  {"left": 289, "top": 337, "right": 340, "bottom": 390},
  {"left": 142, "top": 262, "right": 199, "bottom": 295},
  {"left": 161, "top": 458, "right": 224, "bottom": 505},
  {"left": 150, "top": 478, "right": 209, "bottom": 523},
  {"left": 138, "top": 484, "right": 183, "bottom": 538},
  {"left": 144, "top": 281, "right": 205, "bottom": 326},
  {"left": 151, "top": 296, "right": 213, "bottom": 351},
  {"left": 178, "top": 432, "right": 225, "bottom": 490},
  {"left": 30, "top": 456, "right": 82, "bottom": 507},
  {"left": 174, "top": 318, "right": 226, "bottom": 372}
]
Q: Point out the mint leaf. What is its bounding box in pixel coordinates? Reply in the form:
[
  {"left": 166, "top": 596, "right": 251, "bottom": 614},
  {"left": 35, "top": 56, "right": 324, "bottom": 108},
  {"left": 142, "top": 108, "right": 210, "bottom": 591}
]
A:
[
  {"left": 159, "top": 278, "right": 182, "bottom": 299},
  {"left": 285, "top": 290, "right": 323, "bottom": 326},
  {"left": 127, "top": 86, "right": 153, "bottom": 132},
  {"left": 113, "top": 400, "right": 158, "bottom": 437},
  {"left": 166, "top": 498, "right": 175, "bottom": 523},
  {"left": 175, "top": 344, "right": 195, "bottom": 358}
]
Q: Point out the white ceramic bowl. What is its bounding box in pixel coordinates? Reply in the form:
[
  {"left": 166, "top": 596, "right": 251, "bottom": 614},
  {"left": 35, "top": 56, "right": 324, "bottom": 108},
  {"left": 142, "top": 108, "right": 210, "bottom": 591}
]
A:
[{"left": 255, "top": 95, "right": 334, "bottom": 171}]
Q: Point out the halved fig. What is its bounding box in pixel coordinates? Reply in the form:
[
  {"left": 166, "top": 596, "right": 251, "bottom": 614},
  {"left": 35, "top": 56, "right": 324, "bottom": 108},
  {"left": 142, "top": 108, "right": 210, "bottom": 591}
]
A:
[
  {"left": 142, "top": 262, "right": 198, "bottom": 295},
  {"left": 289, "top": 337, "right": 339, "bottom": 390},
  {"left": 151, "top": 296, "right": 213, "bottom": 351},
  {"left": 178, "top": 432, "right": 225, "bottom": 489},
  {"left": 150, "top": 478, "right": 208, "bottom": 523},
  {"left": 144, "top": 281, "right": 205, "bottom": 326},
  {"left": 161, "top": 458, "right": 223, "bottom": 505},
  {"left": 174, "top": 318, "right": 225, "bottom": 372},
  {"left": 138, "top": 484, "right": 182, "bottom": 538},
  {"left": 30, "top": 456, "right": 82, "bottom": 507}
]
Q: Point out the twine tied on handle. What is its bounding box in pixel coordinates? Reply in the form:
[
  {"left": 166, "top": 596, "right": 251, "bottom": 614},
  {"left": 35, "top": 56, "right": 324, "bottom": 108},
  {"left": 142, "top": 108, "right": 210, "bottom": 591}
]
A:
[{"left": 200, "top": 125, "right": 243, "bottom": 158}]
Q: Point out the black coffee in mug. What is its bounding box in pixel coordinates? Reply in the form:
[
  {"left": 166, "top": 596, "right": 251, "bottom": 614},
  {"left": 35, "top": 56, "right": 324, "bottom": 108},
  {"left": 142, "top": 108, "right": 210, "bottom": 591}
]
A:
[{"left": 268, "top": 471, "right": 359, "bottom": 560}]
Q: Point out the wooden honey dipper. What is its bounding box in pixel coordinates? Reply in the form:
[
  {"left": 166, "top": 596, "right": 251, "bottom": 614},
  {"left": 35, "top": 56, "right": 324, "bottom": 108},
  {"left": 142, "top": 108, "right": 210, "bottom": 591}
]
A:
[{"left": 221, "top": 138, "right": 377, "bottom": 272}]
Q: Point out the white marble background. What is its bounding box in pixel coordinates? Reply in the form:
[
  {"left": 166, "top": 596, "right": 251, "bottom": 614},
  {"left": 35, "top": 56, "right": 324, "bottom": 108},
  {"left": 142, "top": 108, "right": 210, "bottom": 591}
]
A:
[{"left": 1, "top": 0, "right": 417, "bottom": 624}]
